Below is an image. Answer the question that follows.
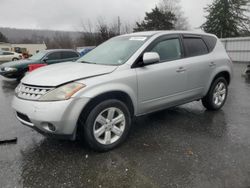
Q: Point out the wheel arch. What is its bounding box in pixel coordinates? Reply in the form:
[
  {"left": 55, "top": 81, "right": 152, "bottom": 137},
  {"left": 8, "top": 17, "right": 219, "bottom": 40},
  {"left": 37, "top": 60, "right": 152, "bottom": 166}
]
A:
[
  {"left": 77, "top": 90, "right": 135, "bottom": 124},
  {"left": 204, "top": 70, "right": 231, "bottom": 96},
  {"left": 213, "top": 71, "right": 230, "bottom": 84}
]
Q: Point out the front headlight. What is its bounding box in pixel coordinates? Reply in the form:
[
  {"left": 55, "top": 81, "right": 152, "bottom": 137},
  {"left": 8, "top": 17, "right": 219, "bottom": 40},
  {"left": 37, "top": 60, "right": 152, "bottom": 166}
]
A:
[
  {"left": 4, "top": 67, "right": 17, "bottom": 72},
  {"left": 15, "top": 83, "right": 22, "bottom": 94},
  {"left": 39, "top": 82, "right": 85, "bottom": 101}
]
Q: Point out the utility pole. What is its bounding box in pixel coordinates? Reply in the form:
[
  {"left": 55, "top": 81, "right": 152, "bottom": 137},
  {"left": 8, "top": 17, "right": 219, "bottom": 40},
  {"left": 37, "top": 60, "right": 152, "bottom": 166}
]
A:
[{"left": 118, "top": 16, "right": 121, "bottom": 35}]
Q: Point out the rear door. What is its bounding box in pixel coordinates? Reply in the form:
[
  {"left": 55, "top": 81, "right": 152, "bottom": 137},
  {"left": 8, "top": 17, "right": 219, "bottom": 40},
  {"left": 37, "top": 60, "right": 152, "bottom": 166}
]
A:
[{"left": 182, "top": 35, "right": 212, "bottom": 98}]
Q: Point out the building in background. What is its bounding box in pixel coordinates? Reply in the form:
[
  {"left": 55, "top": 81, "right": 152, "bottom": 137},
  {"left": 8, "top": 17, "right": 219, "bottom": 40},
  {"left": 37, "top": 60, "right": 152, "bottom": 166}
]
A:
[
  {"left": 0, "top": 42, "right": 47, "bottom": 55},
  {"left": 221, "top": 37, "right": 250, "bottom": 63}
]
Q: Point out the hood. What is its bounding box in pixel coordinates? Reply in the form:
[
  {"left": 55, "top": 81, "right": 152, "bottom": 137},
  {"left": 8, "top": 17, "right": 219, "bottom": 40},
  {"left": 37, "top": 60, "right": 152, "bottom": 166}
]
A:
[
  {"left": 21, "top": 62, "right": 118, "bottom": 87},
  {"left": 0, "top": 59, "right": 37, "bottom": 68}
]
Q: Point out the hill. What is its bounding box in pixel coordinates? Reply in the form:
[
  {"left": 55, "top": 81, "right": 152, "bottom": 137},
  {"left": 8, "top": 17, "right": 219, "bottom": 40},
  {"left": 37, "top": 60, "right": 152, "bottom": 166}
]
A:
[{"left": 0, "top": 27, "right": 81, "bottom": 43}]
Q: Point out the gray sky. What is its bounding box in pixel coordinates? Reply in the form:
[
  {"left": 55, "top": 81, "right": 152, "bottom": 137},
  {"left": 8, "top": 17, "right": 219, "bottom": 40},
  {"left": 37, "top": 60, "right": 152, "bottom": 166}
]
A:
[{"left": 0, "top": 0, "right": 212, "bottom": 31}]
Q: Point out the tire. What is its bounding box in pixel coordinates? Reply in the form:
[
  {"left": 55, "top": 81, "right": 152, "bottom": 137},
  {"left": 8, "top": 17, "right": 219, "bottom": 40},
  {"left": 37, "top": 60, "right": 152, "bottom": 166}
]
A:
[
  {"left": 79, "top": 99, "right": 131, "bottom": 152},
  {"left": 12, "top": 58, "right": 19, "bottom": 61},
  {"left": 202, "top": 77, "right": 228, "bottom": 111}
]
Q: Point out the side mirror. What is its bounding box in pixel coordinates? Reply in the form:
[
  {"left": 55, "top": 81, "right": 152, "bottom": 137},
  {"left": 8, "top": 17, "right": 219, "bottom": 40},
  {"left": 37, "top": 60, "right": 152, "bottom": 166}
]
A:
[
  {"left": 43, "top": 57, "right": 48, "bottom": 62},
  {"left": 143, "top": 52, "right": 160, "bottom": 65}
]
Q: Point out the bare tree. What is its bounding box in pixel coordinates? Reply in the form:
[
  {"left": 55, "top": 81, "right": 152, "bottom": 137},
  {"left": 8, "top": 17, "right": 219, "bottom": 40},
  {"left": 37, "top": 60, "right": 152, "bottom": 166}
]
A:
[
  {"left": 121, "top": 22, "right": 134, "bottom": 34},
  {"left": 51, "top": 32, "right": 73, "bottom": 49},
  {"left": 96, "top": 18, "right": 119, "bottom": 44},
  {"left": 77, "top": 18, "right": 122, "bottom": 46},
  {"left": 76, "top": 20, "right": 97, "bottom": 46},
  {"left": 159, "top": 0, "right": 190, "bottom": 30},
  {"left": 0, "top": 31, "right": 9, "bottom": 42}
]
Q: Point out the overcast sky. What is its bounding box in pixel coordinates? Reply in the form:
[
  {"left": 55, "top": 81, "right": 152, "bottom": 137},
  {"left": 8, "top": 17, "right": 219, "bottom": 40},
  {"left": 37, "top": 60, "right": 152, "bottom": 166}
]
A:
[{"left": 0, "top": 0, "right": 212, "bottom": 31}]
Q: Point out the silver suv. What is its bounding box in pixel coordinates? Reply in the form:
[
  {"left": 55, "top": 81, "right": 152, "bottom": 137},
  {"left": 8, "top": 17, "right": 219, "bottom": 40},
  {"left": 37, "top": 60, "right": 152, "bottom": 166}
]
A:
[{"left": 12, "top": 31, "right": 233, "bottom": 151}]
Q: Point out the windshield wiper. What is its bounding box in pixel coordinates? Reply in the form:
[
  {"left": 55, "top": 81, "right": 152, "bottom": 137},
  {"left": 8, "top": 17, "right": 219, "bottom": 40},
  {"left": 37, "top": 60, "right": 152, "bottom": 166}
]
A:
[{"left": 80, "top": 61, "right": 96, "bottom": 64}]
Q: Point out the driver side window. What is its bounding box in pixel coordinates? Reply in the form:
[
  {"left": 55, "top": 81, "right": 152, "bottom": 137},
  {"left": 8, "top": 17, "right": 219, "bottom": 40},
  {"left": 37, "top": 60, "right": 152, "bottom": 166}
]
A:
[{"left": 151, "top": 38, "right": 182, "bottom": 62}]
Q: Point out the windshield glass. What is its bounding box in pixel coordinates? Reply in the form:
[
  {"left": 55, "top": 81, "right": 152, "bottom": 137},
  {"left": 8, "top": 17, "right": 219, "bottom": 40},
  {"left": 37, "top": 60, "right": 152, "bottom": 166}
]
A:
[
  {"left": 29, "top": 51, "right": 47, "bottom": 60},
  {"left": 77, "top": 36, "right": 148, "bottom": 65}
]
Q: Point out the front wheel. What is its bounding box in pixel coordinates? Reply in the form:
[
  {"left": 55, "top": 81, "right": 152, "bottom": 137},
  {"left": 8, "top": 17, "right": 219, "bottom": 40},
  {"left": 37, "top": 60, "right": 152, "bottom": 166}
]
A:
[
  {"left": 202, "top": 77, "right": 228, "bottom": 111},
  {"left": 79, "top": 99, "right": 131, "bottom": 152}
]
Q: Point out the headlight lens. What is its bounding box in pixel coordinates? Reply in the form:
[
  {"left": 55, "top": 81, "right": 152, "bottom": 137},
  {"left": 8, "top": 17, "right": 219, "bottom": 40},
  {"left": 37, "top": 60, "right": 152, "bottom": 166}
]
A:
[
  {"left": 39, "top": 82, "right": 85, "bottom": 101},
  {"left": 15, "top": 83, "right": 22, "bottom": 94},
  {"left": 4, "top": 67, "right": 17, "bottom": 72}
]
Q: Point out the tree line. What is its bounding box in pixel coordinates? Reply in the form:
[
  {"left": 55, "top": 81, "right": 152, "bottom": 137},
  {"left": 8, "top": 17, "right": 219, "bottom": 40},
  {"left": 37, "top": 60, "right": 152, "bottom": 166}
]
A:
[{"left": 0, "top": 0, "right": 249, "bottom": 49}]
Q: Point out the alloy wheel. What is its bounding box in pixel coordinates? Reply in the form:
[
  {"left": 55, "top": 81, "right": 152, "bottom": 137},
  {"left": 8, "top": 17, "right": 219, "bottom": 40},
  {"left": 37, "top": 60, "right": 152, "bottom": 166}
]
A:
[
  {"left": 93, "top": 107, "right": 126, "bottom": 145},
  {"left": 213, "top": 82, "right": 227, "bottom": 106}
]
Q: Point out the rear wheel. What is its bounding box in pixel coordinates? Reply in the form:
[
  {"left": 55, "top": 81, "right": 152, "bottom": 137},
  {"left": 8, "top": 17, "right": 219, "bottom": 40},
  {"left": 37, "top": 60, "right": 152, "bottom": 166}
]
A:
[
  {"left": 202, "top": 77, "right": 228, "bottom": 111},
  {"left": 12, "top": 58, "right": 19, "bottom": 61},
  {"left": 79, "top": 99, "right": 131, "bottom": 152}
]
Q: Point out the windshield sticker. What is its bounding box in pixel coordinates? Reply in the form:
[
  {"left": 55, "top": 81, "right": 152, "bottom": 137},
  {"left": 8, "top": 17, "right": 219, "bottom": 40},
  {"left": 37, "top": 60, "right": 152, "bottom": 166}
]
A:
[{"left": 129, "top": 37, "right": 147, "bottom": 41}]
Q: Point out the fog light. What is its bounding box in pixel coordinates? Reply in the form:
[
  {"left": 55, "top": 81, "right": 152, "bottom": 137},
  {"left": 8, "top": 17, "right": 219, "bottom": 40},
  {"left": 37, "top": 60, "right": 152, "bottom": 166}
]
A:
[
  {"left": 48, "top": 123, "right": 56, "bottom": 132},
  {"left": 42, "top": 122, "right": 56, "bottom": 132}
]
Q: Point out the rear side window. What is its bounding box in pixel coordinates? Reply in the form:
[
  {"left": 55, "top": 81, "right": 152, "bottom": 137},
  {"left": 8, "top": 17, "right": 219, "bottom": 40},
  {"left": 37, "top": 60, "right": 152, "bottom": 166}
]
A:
[
  {"left": 47, "top": 52, "right": 61, "bottom": 60},
  {"left": 202, "top": 35, "right": 217, "bottom": 52},
  {"left": 183, "top": 37, "right": 209, "bottom": 57},
  {"left": 62, "top": 51, "right": 79, "bottom": 59},
  {"left": 3, "top": 52, "right": 14, "bottom": 55},
  {"left": 151, "top": 38, "right": 182, "bottom": 61}
]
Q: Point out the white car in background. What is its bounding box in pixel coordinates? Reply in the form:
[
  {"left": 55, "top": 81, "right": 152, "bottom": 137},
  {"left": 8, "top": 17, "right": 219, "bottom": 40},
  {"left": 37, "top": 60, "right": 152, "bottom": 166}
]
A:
[{"left": 0, "top": 50, "right": 22, "bottom": 64}]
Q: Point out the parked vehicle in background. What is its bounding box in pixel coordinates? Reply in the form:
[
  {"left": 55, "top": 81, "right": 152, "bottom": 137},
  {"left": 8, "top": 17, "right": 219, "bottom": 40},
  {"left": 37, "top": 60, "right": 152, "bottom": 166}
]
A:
[
  {"left": 0, "top": 50, "right": 22, "bottom": 64},
  {"left": 77, "top": 46, "right": 95, "bottom": 57},
  {"left": 0, "top": 42, "right": 47, "bottom": 55},
  {"left": 12, "top": 31, "right": 233, "bottom": 151},
  {"left": 0, "top": 49, "right": 79, "bottom": 79}
]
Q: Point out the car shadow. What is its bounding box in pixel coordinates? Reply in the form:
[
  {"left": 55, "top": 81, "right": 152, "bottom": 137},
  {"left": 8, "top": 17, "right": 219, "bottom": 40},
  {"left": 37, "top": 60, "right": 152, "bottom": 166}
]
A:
[{"left": 131, "top": 104, "right": 227, "bottom": 139}]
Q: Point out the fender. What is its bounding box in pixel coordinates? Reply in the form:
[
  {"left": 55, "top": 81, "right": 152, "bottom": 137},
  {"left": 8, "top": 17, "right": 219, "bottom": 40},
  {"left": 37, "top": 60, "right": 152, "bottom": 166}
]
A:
[
  {"left": 75, "top": 72, "right": 138, "bottom": 115},
  {"left": 203, "top": 64, "right": 232, "bottom": 96}
]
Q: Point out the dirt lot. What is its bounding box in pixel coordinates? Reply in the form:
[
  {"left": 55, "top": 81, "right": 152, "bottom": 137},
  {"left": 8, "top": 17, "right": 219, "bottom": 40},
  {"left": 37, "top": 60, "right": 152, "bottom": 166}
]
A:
[{"left": 0, "top": 63, "right": 250, "bottom": 188}]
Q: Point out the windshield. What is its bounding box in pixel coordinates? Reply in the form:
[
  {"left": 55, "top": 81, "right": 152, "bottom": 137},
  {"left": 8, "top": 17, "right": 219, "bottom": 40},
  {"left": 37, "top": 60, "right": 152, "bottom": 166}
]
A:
[
  {"left": 77, "top": 36, "right": 148, "bottom": 65},
  {"left": 29, "top": 51, "right": 47, "bottom": 60}
]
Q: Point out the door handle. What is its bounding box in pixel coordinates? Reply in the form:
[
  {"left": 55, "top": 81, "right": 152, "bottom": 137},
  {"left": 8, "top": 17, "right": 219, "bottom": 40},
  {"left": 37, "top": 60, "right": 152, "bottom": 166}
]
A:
[
  {"left": 209, "top": 62, "right": 216, "bottom": 67},
  {"left": 176, "top": 67, "right": 186, "bottom": 73}
]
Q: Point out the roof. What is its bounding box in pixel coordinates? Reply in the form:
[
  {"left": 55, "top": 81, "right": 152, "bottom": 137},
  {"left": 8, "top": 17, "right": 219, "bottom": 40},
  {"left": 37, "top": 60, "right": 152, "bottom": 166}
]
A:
[
  {"left": 44, "top": 49, "right": 77, "bottom": 52},
  {"left": 124, "top": 30, "right": 215, "bottom": 37}
]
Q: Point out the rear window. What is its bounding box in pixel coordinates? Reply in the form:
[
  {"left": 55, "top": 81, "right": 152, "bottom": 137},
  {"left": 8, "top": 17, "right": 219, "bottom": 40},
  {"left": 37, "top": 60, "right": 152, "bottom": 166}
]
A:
[
  {"left": 202, "top": 35, "right": 217, "bottom": 52},
  {"left": 62, "top": 51, "right": 79, "bottom": 59},
  {"left": 183, "top": 37, "right": 209, "bottom": 57}
]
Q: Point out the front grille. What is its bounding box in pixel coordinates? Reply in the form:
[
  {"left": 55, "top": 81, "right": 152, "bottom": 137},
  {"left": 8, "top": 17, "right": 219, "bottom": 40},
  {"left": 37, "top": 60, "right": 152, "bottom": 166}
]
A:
[
  {"left": 16, "top": 112, "right": 31, "bottom": 123},
  {"left": 16, "top": 84, "right": 53, "bottom": 100}
]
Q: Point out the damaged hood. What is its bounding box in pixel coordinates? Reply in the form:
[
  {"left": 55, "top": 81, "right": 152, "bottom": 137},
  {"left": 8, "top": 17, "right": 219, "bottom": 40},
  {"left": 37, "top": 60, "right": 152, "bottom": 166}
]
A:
[{"left": 22, "top": 62, "right": 118, "bottom": 87}]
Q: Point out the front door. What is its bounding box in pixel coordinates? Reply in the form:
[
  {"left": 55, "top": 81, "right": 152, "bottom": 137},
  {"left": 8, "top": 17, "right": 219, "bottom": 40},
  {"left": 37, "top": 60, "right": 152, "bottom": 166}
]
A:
[{"left": 136, "top": 36, "right": 188, "bottom": 115}]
